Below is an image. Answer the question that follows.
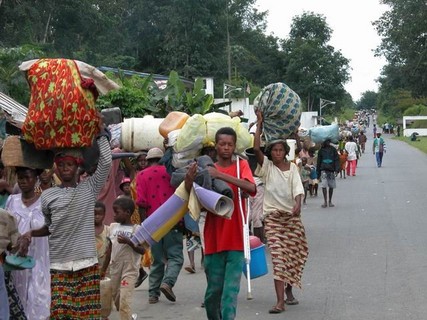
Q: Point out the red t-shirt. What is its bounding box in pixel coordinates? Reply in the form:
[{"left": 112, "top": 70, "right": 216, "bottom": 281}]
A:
[
  {"left": 204, "top": 159, "right": 256, "bottom": 255},
  {"left": 136, "top": 165, "right": 175, "bottom": 217}
]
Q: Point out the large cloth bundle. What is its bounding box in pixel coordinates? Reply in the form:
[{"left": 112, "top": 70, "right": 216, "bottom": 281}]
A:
[
  {"left": 254, "top": 82, "right": 301, "bottom": 141},
  {"left": 174, "top": 113, "right": 253, "bottom": 156},
  {"left": 22, "top": 58, "right": 100, "bottom": 149},
  {"left": 309, "top": 123, "right": 340, "bottom": 144}
]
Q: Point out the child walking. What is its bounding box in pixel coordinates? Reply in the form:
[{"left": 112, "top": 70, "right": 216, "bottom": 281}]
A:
[
  {"left": 338, "top": 150, "right": 348, "bottom": 179},
  {"left": 95, "top": 201, "right": 111, "bottom": 279},
  {"left": 300, "top": 157, "right": 311, "bottom": 205},
  {"left": 95, "top": 201, "right": 112, "bottom": 320},
  {"left": 108, "top": 197, "right": 145, "bottom": 319}
]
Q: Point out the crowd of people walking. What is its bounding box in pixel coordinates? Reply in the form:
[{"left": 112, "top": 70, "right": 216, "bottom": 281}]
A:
[{"left": 0, "top": 109, "right": 390, "bottom": 320}]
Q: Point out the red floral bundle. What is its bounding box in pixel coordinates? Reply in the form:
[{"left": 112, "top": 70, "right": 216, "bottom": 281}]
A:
[{"left": 22, "top": 58, "right": 100, "bottom": 149}]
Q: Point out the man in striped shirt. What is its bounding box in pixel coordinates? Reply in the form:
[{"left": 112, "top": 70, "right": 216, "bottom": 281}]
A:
[{"left": 22, "top": 131, "right": 112, "bottom": 318}]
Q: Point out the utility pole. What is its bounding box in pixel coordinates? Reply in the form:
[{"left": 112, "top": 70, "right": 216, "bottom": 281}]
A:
[{"left": 226, "top": 1, "right": 231, "bottom": 83}]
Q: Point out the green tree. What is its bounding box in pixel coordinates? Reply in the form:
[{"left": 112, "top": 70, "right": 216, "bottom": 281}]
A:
[
  {"left": 374, "top": 0, "right": 427, "bottom": 97},
  {"left": 357, "top": 91, "right": 378, "bottom": 109},
  {"left": 1, "top": 1, "right": 357, "bottom": 111},
  {"left": 281, "top": 12, "right": 351, "bottom": 112},
  {"left": 403, "top": 104, "right": 427, "bottom": 116},
  {"left": 0, "top": 45, "right": 44, "bottom": 104}
]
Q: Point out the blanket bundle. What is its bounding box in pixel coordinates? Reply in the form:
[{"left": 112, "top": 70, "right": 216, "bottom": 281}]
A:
[
  {"left": 254, "top": 82, "right": 301, "bottom": 142},
  {"left": 22, "top": 58, "right": 100, "bottom": 149}
]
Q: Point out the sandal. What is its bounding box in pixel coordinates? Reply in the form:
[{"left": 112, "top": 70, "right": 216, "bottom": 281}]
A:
[
  {"left": 285, "top": 298, "right": 299, "bottom": 305},
  {"left": 268, "top": 306, "right": 285, "bottom": 314}
]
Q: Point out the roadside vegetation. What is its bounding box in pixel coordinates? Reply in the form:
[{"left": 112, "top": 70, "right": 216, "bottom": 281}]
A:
[{"left": 394, "top": 136, "right": 427, "bottom": 154}]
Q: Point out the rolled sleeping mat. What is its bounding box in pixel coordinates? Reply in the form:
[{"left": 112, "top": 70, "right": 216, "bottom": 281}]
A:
[
  {"left": 193, "top": 183, "right": 234, "bottom": 219},
  {"left": 139, "top": 194, "right": 188, "bottom": 246},
  {"left": 134, "top": 183, "right": 234, "bottom": 247}
]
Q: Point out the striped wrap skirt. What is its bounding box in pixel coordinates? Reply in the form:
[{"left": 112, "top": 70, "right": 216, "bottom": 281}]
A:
[{"left": 264, "top": 210, "right": 308, "bottom": 289}]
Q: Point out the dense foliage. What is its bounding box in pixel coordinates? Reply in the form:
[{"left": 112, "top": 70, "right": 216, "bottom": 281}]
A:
[
  {"left": 0, "top": 1, "right": 355, "bottom": 117},
  {"left": 10, "top": 1, "right": 427, "bottom": 120},
  {"left": 368, "top": 0, "right": 427, "bottom": 123}
]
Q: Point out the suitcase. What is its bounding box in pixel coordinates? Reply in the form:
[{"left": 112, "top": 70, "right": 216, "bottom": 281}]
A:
[{"left": 101, "top": 107, "right": 122, "bottom": 126}]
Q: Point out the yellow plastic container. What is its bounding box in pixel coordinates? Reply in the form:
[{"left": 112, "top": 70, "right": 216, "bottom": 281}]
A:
[{"left": 159, "top": 111, "right": 190, "bottom": 138}]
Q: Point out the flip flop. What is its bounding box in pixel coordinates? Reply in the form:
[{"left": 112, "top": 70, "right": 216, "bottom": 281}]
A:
[
  {"left": 4, "top": 255, "right": 35, "bottom": 271},
  {"left": 285, "top": 298, "right": 299, "bottom": 305},
  {"left": 185, "top": 266, "right": 196, "bottom": 274},
  {"left": 268, "top": 306, "right": 285, "bottom": 314}
]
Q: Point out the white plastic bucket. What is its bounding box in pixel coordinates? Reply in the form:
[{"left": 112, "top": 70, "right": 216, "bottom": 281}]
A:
[
  {"left": 121, "top": 116, "right": 165, "bottom": 151},
  {"left": 286, "top": 139, "right": 296, "bottom": 161}
]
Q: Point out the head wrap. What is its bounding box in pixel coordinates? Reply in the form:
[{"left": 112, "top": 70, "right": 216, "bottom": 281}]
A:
[{"left": 54, "top": 149, "right": 84, "bottom": 165}]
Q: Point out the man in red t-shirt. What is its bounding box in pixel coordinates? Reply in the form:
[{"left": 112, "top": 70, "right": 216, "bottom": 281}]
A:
[{"left": 188, "top": 127, "right": 256, "bottom": 320}]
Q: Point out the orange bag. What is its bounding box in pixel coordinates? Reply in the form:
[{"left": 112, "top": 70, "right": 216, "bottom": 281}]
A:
[
  {"left": 22, "top": 58, "right": 100, "bottom": 149},
  {"left": 142, "top": 249, "right": 153, "bottom": 268}
]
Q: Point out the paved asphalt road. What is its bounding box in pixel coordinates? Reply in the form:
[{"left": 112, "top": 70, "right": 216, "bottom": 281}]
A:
[{"left": 110, "top": 133, "right": 427, "bottom": 320}]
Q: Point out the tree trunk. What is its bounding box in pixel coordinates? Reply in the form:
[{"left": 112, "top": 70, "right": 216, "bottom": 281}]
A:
[{"left": 43, "top": 12, "right": 52, "bottom": 44}]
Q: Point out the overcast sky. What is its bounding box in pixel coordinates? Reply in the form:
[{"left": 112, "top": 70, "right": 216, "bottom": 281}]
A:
[{"left": 256, "top": 0, "right": 389, "bottom": 101}]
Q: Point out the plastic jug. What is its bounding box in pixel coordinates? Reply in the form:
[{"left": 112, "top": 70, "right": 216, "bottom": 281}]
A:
[{"left": 159, "top": 111, "right": 190, "bottom": 138}]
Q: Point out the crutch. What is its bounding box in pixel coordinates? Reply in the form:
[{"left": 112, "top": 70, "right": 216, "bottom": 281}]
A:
[{"left": 236, "top": 156, "right": 253, "bottom": 300}]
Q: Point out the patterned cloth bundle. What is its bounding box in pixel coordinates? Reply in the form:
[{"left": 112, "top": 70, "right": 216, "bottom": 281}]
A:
[
  {"left": 254, "top": 82, "right": 301, "bottom": 142},
  {"left": 22, "top": 58, "right": 100, "bottom": 149}
]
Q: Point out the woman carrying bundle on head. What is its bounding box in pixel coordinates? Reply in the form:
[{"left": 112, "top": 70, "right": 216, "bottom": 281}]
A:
[
  {"left": 253, "top": 110, "right": 308, "bottom": 314},
  {"left": 19, "top": 121, "right": 112, "bottom": 319}
]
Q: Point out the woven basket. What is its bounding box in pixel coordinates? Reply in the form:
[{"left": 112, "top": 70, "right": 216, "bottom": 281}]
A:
[{"left": 1, "top": 135, "right": 54, "bottom": 169}]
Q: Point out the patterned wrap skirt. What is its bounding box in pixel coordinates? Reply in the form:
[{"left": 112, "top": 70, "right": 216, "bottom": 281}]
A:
[
  {"left": 50, "top": 264, "right": 101, "bottom": 319},
  {"left": 4, "top": 271, "right": 27, "bottom": 320},
  {"left": 264, "top": 210, "right": 308, "bottom": 289}
]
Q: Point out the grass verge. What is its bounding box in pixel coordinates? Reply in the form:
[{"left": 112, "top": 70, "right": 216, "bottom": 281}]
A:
[{"left": 394, "top": 136, "right": 427, "bottom": 154}]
